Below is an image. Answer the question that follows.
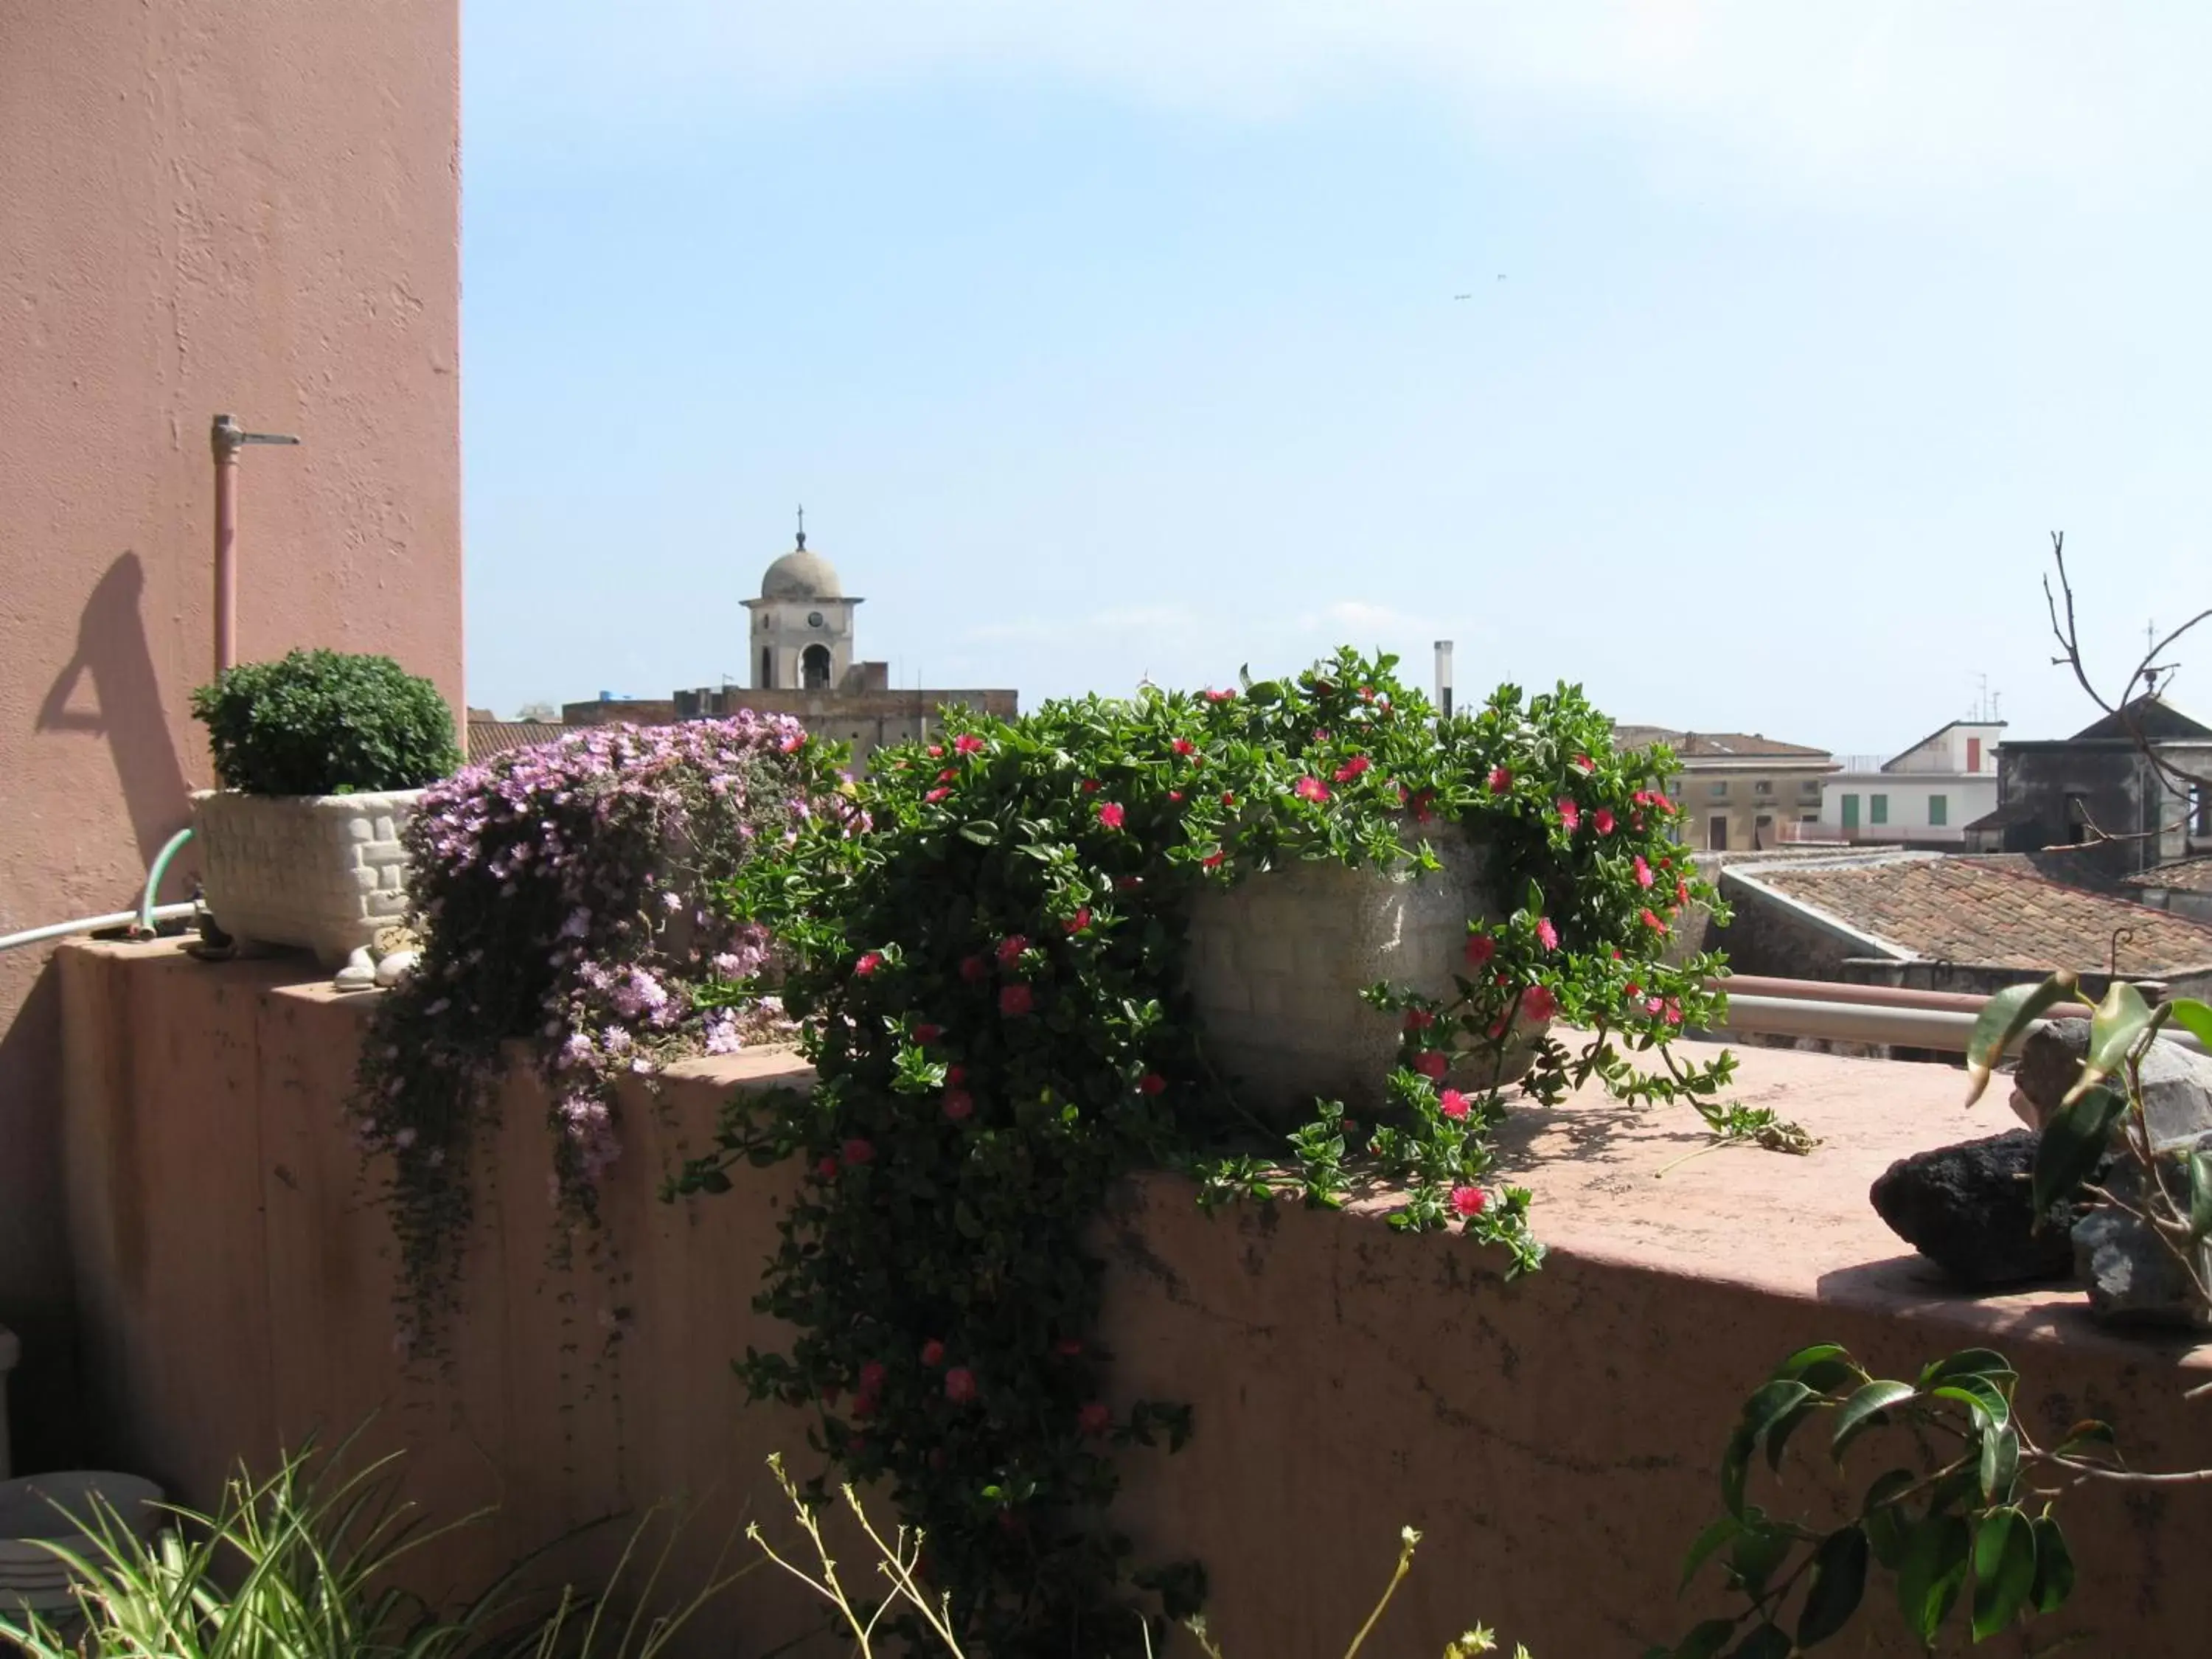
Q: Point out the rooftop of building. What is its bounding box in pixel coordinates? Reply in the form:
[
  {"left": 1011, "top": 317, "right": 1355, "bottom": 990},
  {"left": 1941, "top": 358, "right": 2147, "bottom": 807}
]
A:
[
  {"left": 465, "top": 718, "right": 566, "bottom": 765},
  {"left": 2124, "top": 855, "right": 2212, "bottom": 895},
  {"left": 1612, "top": 725, "right": 1834, "bottom": 763},
  {"left": 1726, "top": 850, "right": 2212, "bottom": 974},
  {"left": 2001, "top": 694, "right": 2212, "bottom": 749}
]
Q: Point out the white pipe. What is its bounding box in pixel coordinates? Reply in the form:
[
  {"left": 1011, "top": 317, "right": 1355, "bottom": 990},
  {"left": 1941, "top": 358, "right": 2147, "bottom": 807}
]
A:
[{"left": 0, "top": 903, "right": 198, "bottom": 956}]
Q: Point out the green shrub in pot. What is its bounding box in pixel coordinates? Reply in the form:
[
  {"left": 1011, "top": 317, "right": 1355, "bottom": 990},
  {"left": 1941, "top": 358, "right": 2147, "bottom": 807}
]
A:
[{"left": 190, "top": 648, "right": 459, "bottom": 797}]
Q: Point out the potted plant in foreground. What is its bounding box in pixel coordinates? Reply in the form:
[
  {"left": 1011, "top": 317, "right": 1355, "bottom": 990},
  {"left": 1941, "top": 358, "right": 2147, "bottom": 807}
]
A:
[{"left": 189, "top": 648, "right": 459, "bottom": 979}]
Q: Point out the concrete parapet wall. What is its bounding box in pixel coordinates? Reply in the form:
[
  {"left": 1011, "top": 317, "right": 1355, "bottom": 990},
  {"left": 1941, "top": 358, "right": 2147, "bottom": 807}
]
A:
[{"left": 56, "top": 941, "right": 2212, "bottom": 1654}]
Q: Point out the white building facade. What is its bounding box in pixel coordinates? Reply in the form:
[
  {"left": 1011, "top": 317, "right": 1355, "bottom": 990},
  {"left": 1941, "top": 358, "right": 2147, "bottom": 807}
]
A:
[{"left": 1813, "top": 720, "right": 2003, "bottom": 846}]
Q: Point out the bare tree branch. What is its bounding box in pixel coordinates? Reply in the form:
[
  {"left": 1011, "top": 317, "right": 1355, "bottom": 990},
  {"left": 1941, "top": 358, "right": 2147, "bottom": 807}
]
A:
[{"left": 2040, "top": 532, "right": 2212, "bottom": 824}]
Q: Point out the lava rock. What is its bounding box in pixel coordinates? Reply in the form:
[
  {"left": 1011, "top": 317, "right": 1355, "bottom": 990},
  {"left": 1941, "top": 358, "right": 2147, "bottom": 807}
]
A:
[
  {"left": 2014, "top": 1019, "right": 2212, "bottom": 1150},
  {"left": 1870, "top": 1130, "right": 2081, "bottom": 1287},
  {"left": 2071, "top": 1131, "right": 2212, "bottom": 1326}
]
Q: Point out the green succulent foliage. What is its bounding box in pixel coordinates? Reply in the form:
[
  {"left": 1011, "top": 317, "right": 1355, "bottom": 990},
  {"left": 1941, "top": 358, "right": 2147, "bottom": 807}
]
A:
[
  {"left": 1656, "top": 1343, "right": 2103, "bottom": 1657},
  {"left": 672, "top": 649, "right": 1736, "bottom": 1655},
  {"left": 192, "top": 648, "right": 460, "bottom": 796}
]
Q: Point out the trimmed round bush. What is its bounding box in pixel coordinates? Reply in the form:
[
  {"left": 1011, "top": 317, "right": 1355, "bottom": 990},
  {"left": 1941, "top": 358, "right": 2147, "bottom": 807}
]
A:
[{"left": 191, "top": 648, "right": 461, "bottom": 796}]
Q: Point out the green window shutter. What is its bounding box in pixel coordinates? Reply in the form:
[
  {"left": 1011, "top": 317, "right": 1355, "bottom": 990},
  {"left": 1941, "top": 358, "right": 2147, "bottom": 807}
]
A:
[
  {"left": 1842, "top": 794, "right": 1860, "bottom": 829},
  {"left": 1929, "top": 794, "right": 1947, "bottom": 827},
  {"left": 1871, "top": 794, "right": 1888, "bottom": 825}
]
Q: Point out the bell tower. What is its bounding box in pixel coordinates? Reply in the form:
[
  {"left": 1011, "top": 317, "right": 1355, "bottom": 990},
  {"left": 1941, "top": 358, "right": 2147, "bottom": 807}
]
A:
[{"left": 742, "top": 507, "right": 862, "bottom": 690}]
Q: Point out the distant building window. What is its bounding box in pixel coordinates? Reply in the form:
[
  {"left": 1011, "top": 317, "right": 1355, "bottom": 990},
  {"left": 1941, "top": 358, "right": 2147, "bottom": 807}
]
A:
[
  {"left": 1755, "top": 780, "right": 1773, "bottom": 796},
  {"left": 1801, "top": 780, "right": 1821, "bottom": 796},
  {"left": 801, "top": 644, "right": 832, "bottom": 689},
  {"left": 1709, "top": 781, "right": 1729, "bottom": 799},
  {"left": 1929, "top": 794, "right": 1948, "bottom": 827},
  {"left": 759, "top": 647, "right": 773, "bottom": 689},
  {"left": 1871, "top": 794, "right": 1889, "bottom": 825},
  {"left": 1842, "top": 794, "right": 1860, "bottom": 830},
  {"left": 1966, "top": 737, "right": 1982, "bottom": 771},
  {"left": 1708, "top": 815, "right": 1729, "bottom": 850},
  {"left": 2194, "top": 785, "right": 2211, "bottom": 837},
  {"left": 1800, "top": 813, "right": 1819, "bottom": 825}
]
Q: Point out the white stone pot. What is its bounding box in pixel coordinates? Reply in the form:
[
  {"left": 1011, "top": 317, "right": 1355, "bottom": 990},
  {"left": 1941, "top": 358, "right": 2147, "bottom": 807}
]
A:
[
  {"left": 1183, "top": 823, "right": 1546, "bottom": 1124},
  {"left": 192, "top": 789, "right": 421, "bottom": 969}
]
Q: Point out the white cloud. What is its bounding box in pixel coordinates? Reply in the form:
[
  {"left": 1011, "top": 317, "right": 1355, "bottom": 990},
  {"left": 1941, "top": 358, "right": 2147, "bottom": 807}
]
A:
[{"left": 481, "top": 1, "right": 2212, "bottom": 204}]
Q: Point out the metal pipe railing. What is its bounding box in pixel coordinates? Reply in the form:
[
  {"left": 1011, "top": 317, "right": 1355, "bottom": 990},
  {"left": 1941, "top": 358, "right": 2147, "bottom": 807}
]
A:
[
  {"left": 1714, "top": 975, "right": 1995, "bottom": 1015},
  {"left": 1712, "top": 992, "right": 2206, "bottom": 1057}
]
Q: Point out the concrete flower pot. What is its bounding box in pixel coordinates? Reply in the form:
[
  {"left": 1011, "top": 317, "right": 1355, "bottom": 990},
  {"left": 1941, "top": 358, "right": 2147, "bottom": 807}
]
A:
[
  {"left": 192, "top": 789, "right": 421, "bottom": 969},
  {"left": 1183, "top": 821, "right": 1548, "bottom": 1124}
]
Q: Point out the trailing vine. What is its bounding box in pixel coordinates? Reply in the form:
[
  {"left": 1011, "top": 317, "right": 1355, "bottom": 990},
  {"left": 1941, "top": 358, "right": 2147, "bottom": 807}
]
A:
[
  {"left": 670, "top": 650, "right": 1736, "bottom": 1653},
  {"left": 355, "top": 715, "right": 849, "bottom": 1350}
]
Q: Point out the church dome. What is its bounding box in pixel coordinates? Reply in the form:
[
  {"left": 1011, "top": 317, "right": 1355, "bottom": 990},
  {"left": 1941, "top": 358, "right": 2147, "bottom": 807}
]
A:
[
  {"left": 759, "top": 517, "right": 844, "bottom": 600},
  {"left": 761, "top": 548, "right": 842, "bottom": 600}
]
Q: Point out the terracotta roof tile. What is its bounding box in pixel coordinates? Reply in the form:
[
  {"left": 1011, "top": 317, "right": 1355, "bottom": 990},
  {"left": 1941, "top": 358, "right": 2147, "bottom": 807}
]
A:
[
  {"left": 2124, "top": 857, "right": 2212, "bottom": 895},
  {"left": 466, "top": 720, "right": 566, "bottom": 765},
  {"left": 1612, "top": 725, "right": 1833, "bottom": 760},
  {"left": 1747, "top": 855, "right": 2212, "bottom": 974}
]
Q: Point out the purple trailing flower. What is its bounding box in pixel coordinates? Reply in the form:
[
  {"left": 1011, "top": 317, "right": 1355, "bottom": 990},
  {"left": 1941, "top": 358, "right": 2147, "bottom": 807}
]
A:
[{"left": 355, "top": 712, "right": 853, "bottom": 1344}]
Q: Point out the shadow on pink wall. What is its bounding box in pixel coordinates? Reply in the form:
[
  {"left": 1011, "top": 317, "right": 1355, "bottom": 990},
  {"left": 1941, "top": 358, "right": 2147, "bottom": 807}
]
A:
[{"left": 37, "top": 552, "right": 195, "bottom": 869}]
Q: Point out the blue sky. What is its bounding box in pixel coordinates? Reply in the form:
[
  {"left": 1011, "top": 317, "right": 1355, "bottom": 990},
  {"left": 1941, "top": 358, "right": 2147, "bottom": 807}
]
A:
[{"left": 462, "top": 4, "right": 2211, "bottom": 755}]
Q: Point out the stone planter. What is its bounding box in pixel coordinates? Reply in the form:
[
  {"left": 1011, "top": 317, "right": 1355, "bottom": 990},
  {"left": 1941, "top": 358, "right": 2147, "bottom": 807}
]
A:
[
  {"left": 1183, "top": 823, "right": 1546, "bottom": 1124},
  {"left": 192, "top": 789, "right": 421, "bottom": 968}
]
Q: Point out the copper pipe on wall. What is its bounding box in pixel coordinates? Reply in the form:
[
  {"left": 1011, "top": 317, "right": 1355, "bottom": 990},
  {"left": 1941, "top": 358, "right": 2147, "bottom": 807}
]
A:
[{"left": 209, "top": 414, "right": 299, "bottom": 676}]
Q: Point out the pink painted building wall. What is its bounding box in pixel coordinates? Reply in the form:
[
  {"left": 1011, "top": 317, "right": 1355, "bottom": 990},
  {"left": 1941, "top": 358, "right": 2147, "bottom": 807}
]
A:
[{"left": 0, "top": 0, "right": 462, "bottom": 1461}]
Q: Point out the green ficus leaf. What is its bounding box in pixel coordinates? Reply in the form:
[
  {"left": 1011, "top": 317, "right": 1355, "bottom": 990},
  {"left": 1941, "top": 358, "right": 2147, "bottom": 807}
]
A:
[
  {"left": 2066, "top": 978, "right": 2157, "bottom": 1105},
  {"left": 1774, "top": 1342, "right": 1862, "bottom": 1395},
  {"left": 1725, "top": 1380, "right": 1812, "bottom": 1512},
  {"left": 1795, "top": 1526, "right": 1868, "bottom": 1647},
  {"left": 1896, "top": 1512, "right": 1970, "bottom": 1646},
  {"left": 2033, "top": 1087, "right": 2126, "bottom": 1217},
  {"left": 1679, "top": 1515, "right": 1744, "bottom": 1594},
  {"left": 1918, "top": 1349, "right": 2015, "bottom": 1388},
  {"left": 2028, "top": 1516, "right": 2075, "bottom": 1615},
  {"left": 1727, "top": 1525, "right": 1794, "bottom": 1596},
  {"left": 1971, "top": 1508, "right": 2037, "bottom": 1640},
  {"left": 1932, "top": 1377, "right": 2012, "bottom": 1432},
  {"left": 1962, "top": 974, "right": 2078, "bottom": 1107},
  {"left": 1978, "top": 1422, "right": 2020, "bottom": 1503},
  {"left": 1861, "top": 1470, "right": 1916, "bottom": 1572},
  {"left": 2056, "top": 1419, "right": 2118, "bottom": 1461},
  {"left": 1764, "top": 1399, "right": 1820, "bottom": 1474},
  {"left": 1832, "top": 1380, "right": 1917, "bottom": 1458},
  {"left": 2165, "top": 997, "right": 2212, "bottom": 1051}
]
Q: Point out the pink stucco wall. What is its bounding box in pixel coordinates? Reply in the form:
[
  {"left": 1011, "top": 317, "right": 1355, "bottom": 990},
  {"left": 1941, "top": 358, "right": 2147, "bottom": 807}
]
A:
[
  {"left": 0, "top": 0, "right": 462, "bottom": 1458},
  {"left": 55, "top": 942, "right": 2212, "bottom": 1654}
]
